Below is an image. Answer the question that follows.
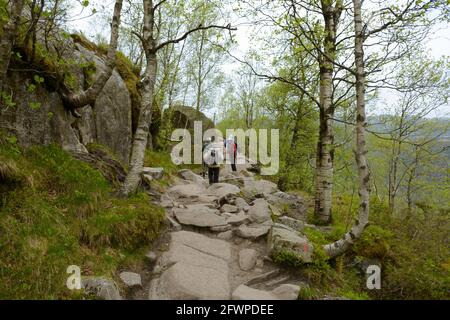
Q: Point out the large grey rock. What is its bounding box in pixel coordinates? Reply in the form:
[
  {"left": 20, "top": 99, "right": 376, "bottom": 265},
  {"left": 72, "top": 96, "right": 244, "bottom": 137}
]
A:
[
  {"left": 242, "top": 179, "right": 278, "bottom": 196},
  {"left": 173, "top": 204, "right": 226, "bottom": 228},
  {"left": 268, "top": 225, "right": 313, "bottom": 263},
  {"left": 178, "top": 169, "right": 208, "bottom": 186},
  {"left": 149, "top": 231, "right": 231, "bottom": 299},
  {"left": 82, "top": 277, "right": 122, "bottom": 300},
  {"left": 0, "top": 36, "right": 133, "bottom": 164},
  {"left": 271, "top": 284, "right": 300, "bottom": 300},
  {"left": 119, "top": 272, "right": 142, "bottom": 288},
  {"left": 206, "top": 183, "right": 240, "bottom": 197},
  {"left": 234, "top": 224, "right": 271, "bottom": 240},
  {"left": 248, "top": 199, "right": 271, "bottom": 223},
  {"left": 239, "top": 249, "right": 258, "bottom": 271},
  {"left": 142, "top": 167, "right": 164, "bottom": 180}
]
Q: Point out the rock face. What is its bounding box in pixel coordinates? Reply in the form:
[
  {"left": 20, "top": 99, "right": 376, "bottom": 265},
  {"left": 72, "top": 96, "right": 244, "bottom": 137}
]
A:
[
  {"left": 1, "top": 40, "right": 132, "bottom": 164},
  {"left": 149, "top": 231, "right": 231, "bottom": 300},
  {"left": 82, "top": 277, "right": 122, "bottom": 300},
  {"left": 278, "top": 216, "right": 305, "bottom": 231},
  {"left": 267, "top": 225, "right": 314, "bottom": 263},
  {"left": 173, "top": 204, "right": 226, "bottom": 228}
]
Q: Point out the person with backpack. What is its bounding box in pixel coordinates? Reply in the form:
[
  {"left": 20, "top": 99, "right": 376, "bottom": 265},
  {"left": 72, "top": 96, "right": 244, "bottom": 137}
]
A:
[
  {"left": 203, "top": 136, "right": 224, "bottom": 184},
  {"left": 224, "top": 135, "right": 238, "bottom": 172}
]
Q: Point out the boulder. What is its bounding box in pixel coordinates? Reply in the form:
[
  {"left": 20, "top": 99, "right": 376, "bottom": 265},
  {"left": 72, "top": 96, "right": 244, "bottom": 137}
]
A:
[
  {"left": 178, "top": 169, "right": 208, "bottom": 186},
  {"left": 173, "top": 204, "right": 226, "bottom": 228},
  {"left": 142, "top": 167, "right": 164, "bottom": 180},
  {"left": 82, "top": 277, "right": 122, "bottom": 300},
  {"left": 206, "top": 183, "right": 240, "bottom": 197},
  {"left": 268, "top": 225, "right": 313, "bottom": 263},
  {"left": 266, "top": 191, "right": 307, "bottom": 220},
  {"left": 239, "top": 249, "right": 258, "bottom": 271},
  {"left": 1, "top": 36, "right": 133, "bottom": 164},
  {"left": 148, "top": 231, "right": 231, "bottom": 300},
  {"left": 119, "top": 272, "right": 142, "bottom": 288},
  {"left": 234, "top": 224, "right": 271, "bottom": 240},
  {"left": 243, "top": 179, "right": 278, "bottom": 196},
  {"left": 247, "top": 199, "right": 271, "bottom": 223}
]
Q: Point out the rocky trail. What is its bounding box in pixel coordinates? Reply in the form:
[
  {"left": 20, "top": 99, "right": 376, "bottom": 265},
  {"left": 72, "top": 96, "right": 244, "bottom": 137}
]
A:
[{"left": 83, "top": 154, "right": 317, "bottom": 300}]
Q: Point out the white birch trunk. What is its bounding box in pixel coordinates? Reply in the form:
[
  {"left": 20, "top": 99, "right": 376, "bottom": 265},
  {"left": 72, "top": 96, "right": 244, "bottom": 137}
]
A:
[{"left": 323, "top": 0, "right": 370, "bottom": 258}]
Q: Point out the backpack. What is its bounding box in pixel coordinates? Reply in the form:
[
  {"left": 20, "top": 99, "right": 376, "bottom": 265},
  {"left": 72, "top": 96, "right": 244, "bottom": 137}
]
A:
[{"left": 203, "top": 144, "right": 223, "bottom": 167}]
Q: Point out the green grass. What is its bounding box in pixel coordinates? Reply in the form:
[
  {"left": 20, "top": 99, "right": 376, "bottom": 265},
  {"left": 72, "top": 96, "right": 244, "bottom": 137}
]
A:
[{"left": 0, "top": 135, "right": 164, "bottom": 299}]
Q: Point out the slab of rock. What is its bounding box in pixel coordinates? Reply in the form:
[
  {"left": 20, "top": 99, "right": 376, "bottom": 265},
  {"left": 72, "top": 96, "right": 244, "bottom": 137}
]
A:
[
  {"left": 166, "top": 215, "right": 182, "bottom": 231},
  {"left": 239, "top": 249, "right": 258, "bottom": 271},
  {"left": 173, "top": 204, "right": 225, "bottom": 228},
  {"left": 149, "top": 231, "right": 231, "bottom": 300},
  {"left": 142, "top": 167, "right": 164, "bottom": 180},
  {"left": 82, "top": 277, "right": 122, "bottom": 300},
  {"left": 119, "top": 272, "right": 142, "bottom": 288},
  {"left": 248, "top": 198, "right": 271, "bottom": 223},
  {"left": 178, "top": 169, "right": 208, "bottom": 186},
  {"left": 234, "top": 224, "right": 271, "bottom": 240},
  {"left": 221, "top": 204, "right": 239, "bottom": 213},
  {"left": 226, "top": 212, "right": 249, "bottom": 226},
  {"left": 268, "top": 225, "right": 313, "bottom": 263},
  {"left": 278, "top": 216, "right": 305, "bottom": 231},
  {"left": 232, "top": 283, "right": 300, "bottom": 300},
  {"left": 168, "top": 183, "right": 206, "bottom": 198},
  {"left": 243, "top": 179, "right": 278, "bottom": 196},
  {"left": 206, "top": 183, "right": 240, "bottom": 197}
]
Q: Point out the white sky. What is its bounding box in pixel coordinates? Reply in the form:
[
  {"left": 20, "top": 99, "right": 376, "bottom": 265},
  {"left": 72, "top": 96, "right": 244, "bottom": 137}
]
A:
[{"left": 67, "top": 0, "right": 450, "bottom": 118}]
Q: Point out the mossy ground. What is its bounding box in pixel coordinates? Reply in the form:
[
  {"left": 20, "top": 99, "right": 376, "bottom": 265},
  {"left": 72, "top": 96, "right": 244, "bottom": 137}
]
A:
[{"left": 0, "top": 134, "right": 164, "bottom": 299}]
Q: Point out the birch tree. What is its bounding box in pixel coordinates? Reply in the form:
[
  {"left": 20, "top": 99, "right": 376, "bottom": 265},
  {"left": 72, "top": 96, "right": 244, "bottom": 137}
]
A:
[{"left": 120, "top": 0, "right": 235, "bottom": 196}]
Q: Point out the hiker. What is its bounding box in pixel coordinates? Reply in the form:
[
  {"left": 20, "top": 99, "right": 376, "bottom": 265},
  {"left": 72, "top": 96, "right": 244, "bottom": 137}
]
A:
[
  {"left": 203, "top": 136, "right": 224, "bottom": 184},
  {"left": 224, "top": 134, "right": 238, "bottom": 172}
]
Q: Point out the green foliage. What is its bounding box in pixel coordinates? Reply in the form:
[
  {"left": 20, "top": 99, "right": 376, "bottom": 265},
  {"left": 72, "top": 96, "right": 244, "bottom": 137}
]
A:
[{"left": 0, "top": 139, "right": 164, "bottom": 299}]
